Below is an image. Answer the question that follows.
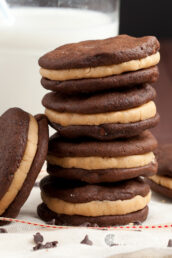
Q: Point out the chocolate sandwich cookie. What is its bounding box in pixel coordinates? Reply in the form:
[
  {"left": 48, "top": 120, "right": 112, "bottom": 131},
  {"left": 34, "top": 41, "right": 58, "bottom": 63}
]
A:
[
  {"left": 0, "top": 108, "right": 48, "bottom": 224},
  {"left": 47, "top": 130, "right": 158, "bottom": 183},
  {"left": 43, "top": 84, "right": 159, "bottom": 140},
  {"left": 146, "top": 144, "right": 172, "bottom": 199},
  {"left": 41, "top": 66, "right": 159, "bottom": 94},
  {"left": 39, "top": 35, "right": 160, "bottom": 83},
  {"left": 37, "top": 176, "right": 151, "bottom": 226}
]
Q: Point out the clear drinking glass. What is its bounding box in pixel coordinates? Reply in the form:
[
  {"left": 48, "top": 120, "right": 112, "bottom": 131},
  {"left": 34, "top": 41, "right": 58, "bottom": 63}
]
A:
[{"left": 0, "top": 0, "right": 120, "bottom": 114}]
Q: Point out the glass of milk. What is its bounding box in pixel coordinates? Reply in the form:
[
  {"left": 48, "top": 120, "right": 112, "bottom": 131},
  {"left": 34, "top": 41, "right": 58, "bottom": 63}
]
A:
[{"left": 0, "top": 0, "right": 120, "bottom": 114}]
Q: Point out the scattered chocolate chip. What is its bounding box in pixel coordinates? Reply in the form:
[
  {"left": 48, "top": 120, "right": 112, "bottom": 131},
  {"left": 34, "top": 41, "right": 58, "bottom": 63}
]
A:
[
  {"left": 134, "top": 221, "right": 142, "bottom": 225},
  {"left": 33, "top": 241, "right": 58, "bottom": 251},
  {"left": 34, "top": 182, "right": 40, "bottom": 187},
  {"left": 109, "top": 243, "right": 119, "bottom": 246},
  {"left": 80, "top": 235, "right": 93, "bottom": 246},
  {"left": 168, "top": 239, "right": 172, "bottom": 247},
  {"left": 0, "top": 228, "right": 7, "bottom": 233},
  {"left": 79, "top": 222, "right": 91, "bottom": 227},
  {"left": 92, "top": 223, "right": 99, "bottom": 227},
  {"left": 133, "top": 230, "right": 142, "bottom": 232},
  {"left": 79, "top": 222, "right": 99, "bottom": 227},
  {"left": 32, "top": 232, "right": 58, "bottom": 251},
  {"left": 44, "top": 241, "right": 58, "bottom": 249},
  {"left": 33, "top": 243, "right": 43, "bottom": 251},
  {"left": 105, "top": 234, "right": 117, "bottom": 247},
  {"left": 33, "top": 232, "right": 44, "bottom": 244},
  {"left": 46, "top": 219, "right": 56, "bottom": 225}
]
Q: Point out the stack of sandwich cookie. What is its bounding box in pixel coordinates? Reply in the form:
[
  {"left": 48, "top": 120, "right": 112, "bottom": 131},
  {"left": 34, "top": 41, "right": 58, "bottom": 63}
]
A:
[
  {"left": 146, "top": 144, "right": 172, "bottom": 199},
  {"left": 38, "top": 34, "right": 160, "bottom": 226},
  {"left": 39, "top": 34, "right": 160, "bottom": 141},
  {"left": 0, "top": 108, "right": 48, "bottom": 224}
]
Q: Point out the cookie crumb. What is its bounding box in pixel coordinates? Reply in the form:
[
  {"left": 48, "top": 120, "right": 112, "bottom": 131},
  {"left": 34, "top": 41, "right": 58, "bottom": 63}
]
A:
[{"left": 80, "top": 235, "right": 93, "bottom": 246}]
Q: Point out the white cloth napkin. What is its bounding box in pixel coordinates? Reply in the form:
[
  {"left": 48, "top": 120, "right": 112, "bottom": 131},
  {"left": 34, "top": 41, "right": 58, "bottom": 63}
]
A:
[{"left": 1, "top": 172, "right": 172, "bottom": 258}]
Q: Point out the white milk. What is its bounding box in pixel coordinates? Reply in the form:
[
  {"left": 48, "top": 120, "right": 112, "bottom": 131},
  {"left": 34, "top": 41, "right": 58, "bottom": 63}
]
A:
[{"left": 0, "top": 7, "right": 119, "bottom": 114}]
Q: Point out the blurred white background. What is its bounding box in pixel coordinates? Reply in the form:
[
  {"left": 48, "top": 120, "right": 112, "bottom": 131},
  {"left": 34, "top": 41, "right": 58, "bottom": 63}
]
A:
[{"left": 0, "top": 0, "right": 119, "bottom": 115}]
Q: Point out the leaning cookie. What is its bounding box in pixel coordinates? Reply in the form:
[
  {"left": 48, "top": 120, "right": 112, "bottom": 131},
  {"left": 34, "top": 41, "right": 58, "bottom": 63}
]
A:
[
  {"left": 43, "top": 84, "right": 159, "bottom": 140},
  {"left": 37, "top": 177, "right": 150, "bottom": 226},
  {"left": 47, "top": 130, "right": 157, "bottom": 183},
  {"left": 145, "top": 144, "right": 172, "bottom": 199},
  {"left": 0, "top": 108, "right": 48, "bottom": 224}
]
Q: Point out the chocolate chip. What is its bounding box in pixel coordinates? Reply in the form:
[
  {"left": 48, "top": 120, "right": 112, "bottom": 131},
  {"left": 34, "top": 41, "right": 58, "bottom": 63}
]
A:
[
  {"left": 33, "top": 243, "right": 43, "bottom": 251},
  {"left": 34, "top": 182, "right": 40, "bottom": 187},
  {"left": 109, "top": 243, "right": 119, "bottom": 246},
  {"left": 105, "top": 234, "right": 117, "bottom": 247},
  {"left": 46, "top": 219, "right": 56, "bottom": 225},
  {"left": 134, "top": 221, "right": 142, "bottom": 225},
  {"left": 167, "top": 239, "right": 172, "bottom": 247},
  {"left": 92, "top": 223, "right": 99, "bottom": 227},
  {"left": 79, "top": 222, "right": 91, "bottom": 227},
  {"left": 33, "top": 232, "right": 44, "bottom": 244},
  {"left": 80, "top": 235, "right": 93, "bottom": 246},
  {"left": 44, "top": 241, "right": 58, "bottom": 249},
  {"left": 33, "top": 232, "right": 58, "bottom": 251},
  {"left": 79, "top": 222, "right": 101, "bottom": 228},
  {"left": 0, "top": 228, "right": 7, "bottom": 233},
  {"left": 33, "top": 241, "right": 58, "bottom": 251}
]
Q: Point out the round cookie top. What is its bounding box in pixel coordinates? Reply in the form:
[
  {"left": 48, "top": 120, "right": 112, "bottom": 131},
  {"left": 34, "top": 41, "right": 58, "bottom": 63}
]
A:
[
  {"left": 0, "top": 108, "right": 30, "bottom": 199},
  {"left": 40, "top": 176, "right": 150, "bottom": 203},
  {"left": 39, "top": 35, "right": 160, "bottom": 70},
  {"left": 48, "top": 130, "right": 157, "bottom": 157},
  {"left": 42, "top": 84, "right": 156, "bottom": 114},
  {"left": 156, "top": 144, "right": 172, "bottom": 177}
]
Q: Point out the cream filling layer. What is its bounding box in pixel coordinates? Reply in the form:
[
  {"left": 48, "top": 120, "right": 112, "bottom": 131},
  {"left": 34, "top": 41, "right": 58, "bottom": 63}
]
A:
[
  {"left": 0, "top": 115, "right": 38, "bottom": 215},
  {"left": 40, "top": 52, "right": 160, "bottom": 81},
  {"left": 149, "top": 175, "right": 172, "bottom": 190},
  {"left": 41, "top": 191, "right": 151, "bottom": 216},
  {"left": 45, "top": 101, "right": 156, "bottom": 126},
  {"left": 47, "top": 152, "right": 155, "bottom": 170}
]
